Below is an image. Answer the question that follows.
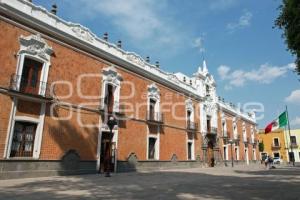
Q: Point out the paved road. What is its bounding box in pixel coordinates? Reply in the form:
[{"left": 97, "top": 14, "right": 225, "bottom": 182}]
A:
[{"left": 0, "top": 164, "right": 299, "bottom": 200}]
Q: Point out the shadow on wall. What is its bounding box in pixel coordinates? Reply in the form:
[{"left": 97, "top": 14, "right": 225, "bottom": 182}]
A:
[
  {"left": 46, "top": 105, "right": 99, "bottom": 175},
  {"left": 0, "top": 167, "right": 299, "bottom": 199}
]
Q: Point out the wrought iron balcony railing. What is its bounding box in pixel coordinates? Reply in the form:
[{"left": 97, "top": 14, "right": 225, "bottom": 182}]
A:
[
  {"left": 205, "top": 127, "right": 218, "bottom": 136},
  {"left": 99, "top": 98, "right": 125, "bottom": 115},
  {"left": 187, "top": 121, "right": 198, "bottom": 131},
  {"left": 290, "top": 143, "right": 298, "bottom": 148},
  {"left": 9, "top": 74, "right": 53, "bottom": 98},
  {"left": 233, "top": 134, "right": 240, "bottom": 141},
  {"left": 146, "top": 111, "right": 164, "bottom": 124},
  {"left": 271, "top": 144, "right": 281, "bottom": 149}
]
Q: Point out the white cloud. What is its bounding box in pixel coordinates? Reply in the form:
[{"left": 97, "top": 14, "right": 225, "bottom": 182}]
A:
[
  {"left": 217, "top": 63, "right": 295, "bottom": 88},
  {"left": 227, "top": 10, "right": 253, "bottom": 32},
  {"left": 217, "top": 65, "right": 230, "bottom": 80},
  {"left": 192, "top": 37, "right": 205, "bottom": 53},
  {"left": 65, "top": 0, "right": 183, "bottom": 49},
  {"left": 291, "top": 117, "right": 300, "bottom": 127},
  {"left": 285, "top": 89, "right": 300, "bottom": 105},
  {"left": 210, "top": 0, "right": 237, "bottom": 11}
]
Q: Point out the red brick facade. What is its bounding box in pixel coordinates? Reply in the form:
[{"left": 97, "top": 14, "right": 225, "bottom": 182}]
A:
[{"left": 0, "top": 0, "right": 259, "bottom": 177}]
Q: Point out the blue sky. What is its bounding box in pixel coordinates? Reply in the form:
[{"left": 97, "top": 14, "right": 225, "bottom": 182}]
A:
[{"left": 36, "top": 0, "right": 300, "bottom": 129}]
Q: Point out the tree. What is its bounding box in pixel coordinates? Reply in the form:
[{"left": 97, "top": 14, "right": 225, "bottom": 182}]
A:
[
  {"left": 275, "top": 0, "right": 300, "bottom": 75},
  {"left": 258, "top": 141, "right": 264, "bottom": 152}
]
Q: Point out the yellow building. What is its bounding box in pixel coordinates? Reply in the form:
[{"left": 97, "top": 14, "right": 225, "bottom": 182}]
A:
[
  {"left": 258, "top": 129, "right": 288, "bottom": 162},
  {"left": 283, "top": 129, "right": 300, "bottom": 162}
]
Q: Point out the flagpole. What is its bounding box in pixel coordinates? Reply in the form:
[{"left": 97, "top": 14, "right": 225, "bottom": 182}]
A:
[
  {"left": 286, "top": 105, "right": 294, "bottom": 166},
  {"left": 284, "top": 124, "right": 289, "bottom": 163}
]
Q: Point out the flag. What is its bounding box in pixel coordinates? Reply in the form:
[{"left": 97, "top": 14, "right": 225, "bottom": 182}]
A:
[{"left": 265, "top": 111, "right": 288, "bottom": 134}]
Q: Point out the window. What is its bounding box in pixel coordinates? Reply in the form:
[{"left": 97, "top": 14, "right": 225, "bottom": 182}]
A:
[
  {"left": 187, "top": 142, "right": 192, "bottom": 160},
  {"left": 206, "top": 85, "right": 210, "bottom": 96},
  {"left": 149, "top": 99, "right": 156, "bottom": 121},
  {"left": 10, "top": 121, "right": 37, "bottom": 157},
  {"left": 290, "top": 136, "right": 297, "bottom": 145},
  {"left": 273, "top": 138, "right": 279, "bottom": 147},
  {"left": 148, "top": 137, "right": 157, "bottom": 159},
  {"left": 187, "top": 110, "right": 192, "bottom": 129},
  {"left": 20, "top": 58, "right": 43, "bottom": 95},
  {"left": 104, "top": 84, "right": 114, "bottom": 113},
  {"left": 273, "top": 152, "right": 280, "bottom": 158},
  {"left": 207, "top": 116, "right": 211, "bottom": 133},
  {"left": 222, "top": 121, "right": 226, "bottom": 137}
]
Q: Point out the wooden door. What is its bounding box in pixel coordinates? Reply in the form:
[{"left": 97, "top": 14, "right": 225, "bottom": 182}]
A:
[
  {"left": 20, "top": 58, "right": 43, "bottom": 95},
  {"left": 207, "top": 141, "right": 214, "bottom": 167},
  {"left": 100, "top": 132, "right": 115, "bottom": 173}
]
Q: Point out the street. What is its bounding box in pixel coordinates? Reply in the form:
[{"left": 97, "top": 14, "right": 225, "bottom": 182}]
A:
[{"left": 0, "top": 164, "right": 299, "bottom": 200}]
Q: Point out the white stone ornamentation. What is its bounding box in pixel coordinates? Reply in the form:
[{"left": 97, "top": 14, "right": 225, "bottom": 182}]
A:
[
  {"left": 126, "top": 53, "right": 146, "bottom": 67},
  {"left": 148, "top": 83, "right": 160, "bottom": 100},
  {"left": 19, "top": 34, "right": 53, "bottom": 61},
  {"left": 70, "top": 24, "right": 95, "bottom": 43},
  {"left": 102, "top": 66, "right": 123, "bottom": 86},
  {"left": 167, "top": 74, "right": 180, "bottom": 84},
  {"left": 185, "top": 99, "right": 194, "bottom": 111}
]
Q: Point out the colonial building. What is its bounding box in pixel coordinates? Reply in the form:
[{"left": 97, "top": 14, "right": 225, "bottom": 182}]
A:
[
  {"left": 0, "top": 0, "right": 258, "bottom": 179},
  {"left": 258, "top": 129, "right": 288, "bottom": 162},
  {"left": 283, "top": 129, "right": 300, "bottom": 163}
]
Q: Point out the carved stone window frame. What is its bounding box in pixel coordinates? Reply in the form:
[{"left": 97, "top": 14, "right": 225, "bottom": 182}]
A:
[
  {"left": 147, "top": 83, "right": 160, "bottom": 114},
  {"left": 16, "top": 34, "right": 53, "bottom": 96},
  {"left": 185, "top": 98, "right": 194, "bottom": 123},
  {"left": 101, "top": 66, "right": 123, "bottom": 113}
]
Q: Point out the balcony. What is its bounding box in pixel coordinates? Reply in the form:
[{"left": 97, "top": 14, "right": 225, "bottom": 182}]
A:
[
  {"left": 146, "top": 111, "right": 164, "bottom": 124},
  {"left": 9, "top": 74, "right": 53, "bottom": 99},
  {"left": 99, "top": 98, "right": 125, "bottom": 115},
  {"left": 271, "top": 144, "right": 281, "bottom": 149},
  {"left": 234, "top": 134, "right": 240, "bottom": 142},
  {"left": 205, "top": 127, "right": 218, "bottom": 136},
  {"left": 290, "top": 143, "right": 298, "bottom": 148},
  {"left": 187, "top": 121, "right": 198, "bottom": 131}
]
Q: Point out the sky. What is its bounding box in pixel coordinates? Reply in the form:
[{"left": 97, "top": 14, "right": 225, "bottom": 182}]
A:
[{"left": 35, "top": 0, "right": 300, "bottom": 129}]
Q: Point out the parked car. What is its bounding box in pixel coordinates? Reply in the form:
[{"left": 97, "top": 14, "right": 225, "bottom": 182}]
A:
[{"left": 273, "top": 157, "right": 281, "bottom": 164}]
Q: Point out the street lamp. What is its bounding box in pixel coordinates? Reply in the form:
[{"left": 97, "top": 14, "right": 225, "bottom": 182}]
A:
[
  {"left": 104, "top": 116, "right": 118, "bottom": 177},
  {"left": 228, "top": 139, "right": 234, "bottom": 167}
]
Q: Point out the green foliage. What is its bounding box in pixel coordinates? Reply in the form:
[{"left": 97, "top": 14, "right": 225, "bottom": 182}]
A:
[
  {"left": 275, "top": 0, "right": 300, "bottom": 75},
  {"left": 258, "top": 142, "right": 264, "bottom": 152}
]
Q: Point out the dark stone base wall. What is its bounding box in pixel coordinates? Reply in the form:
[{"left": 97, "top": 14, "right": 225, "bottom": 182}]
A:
[
  {"left": 117, "top": 160, "right": 205, "bottom": 173},
  {"left": 0, "top": 158, "right": 261, "bottom": 179},
  {"left": 0, "top": 160, "right": 97, "bottom": 180}
]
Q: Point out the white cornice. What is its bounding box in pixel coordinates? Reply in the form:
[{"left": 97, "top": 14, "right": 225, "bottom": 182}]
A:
[{"left": 217, "top": 101, "right": 256, "bottom": 124}]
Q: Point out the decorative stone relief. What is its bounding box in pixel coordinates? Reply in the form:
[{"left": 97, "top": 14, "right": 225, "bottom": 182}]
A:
[
  {"left": 126, "top": 53, "right": 146, "bottom": 67},
  {"left": 204, "top": 102, "right": 216, "bottom": 116},
  {"left": 19, "top": 34, "right": 53, "bottom": 61},
  {"left": 103, "top": 66, "right": 123, "bottom": 86},
  {"left": 167, "top": 74, "right": 180, "bottom": 84},
  {"left": 70, "top": 24, "right": 95, "bottom": 43},
  {"left": 148, "top": 83, "right": 160, "bottom": 100},
  {"left": 185, "top": 98, "right": 194, "bottom": 111}
]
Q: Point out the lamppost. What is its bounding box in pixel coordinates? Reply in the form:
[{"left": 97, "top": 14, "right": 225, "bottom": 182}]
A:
[
  {"left": 104, "top": 116, "right": 118, "bottom": 177},
  {"left": 228, "top": 139, "right": 234, "bottom": 167}
]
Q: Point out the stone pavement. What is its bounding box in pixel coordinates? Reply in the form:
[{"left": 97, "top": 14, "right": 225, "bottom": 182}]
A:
[{"left": 0, "top": 164, "right": 299, "bottom": 200}]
